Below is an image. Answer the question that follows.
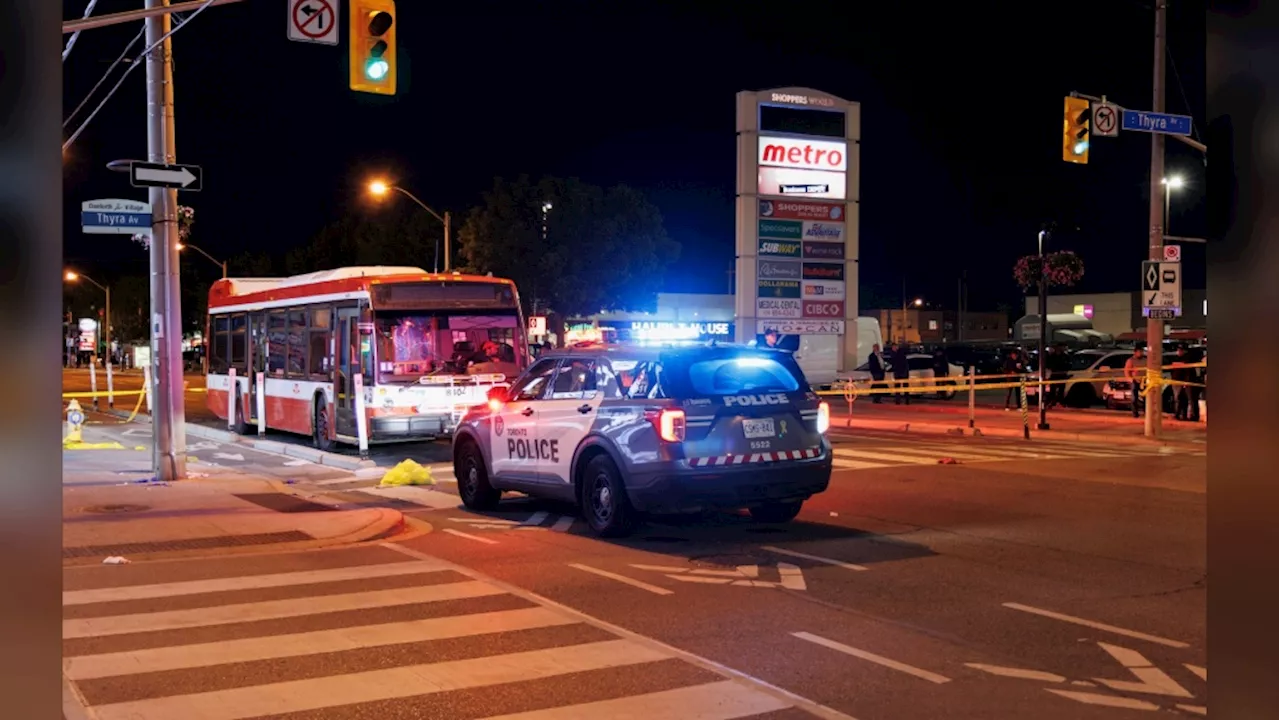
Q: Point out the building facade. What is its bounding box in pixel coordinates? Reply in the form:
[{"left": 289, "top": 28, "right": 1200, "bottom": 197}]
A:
[
  {"left": 867, "top": 309, "right": 1008, "bottom": 345},
  {"left": 1025, "top": 290, "right": 1206, "bottom": 337}
]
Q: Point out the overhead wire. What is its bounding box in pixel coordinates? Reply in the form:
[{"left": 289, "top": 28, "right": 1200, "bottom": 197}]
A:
[
  {"left": 64, "top": 27, "right": 146, "bottom": 130},
  {"left": 62, "top": 0, "right": 100, "bottom": 63},
  {"left": 62, "top": 0, "right": 219, "bottom": 154}
]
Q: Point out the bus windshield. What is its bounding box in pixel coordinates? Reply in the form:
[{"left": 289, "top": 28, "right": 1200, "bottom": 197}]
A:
[{"left": 375, "top": 310, "right": 524, "bottom": 383}]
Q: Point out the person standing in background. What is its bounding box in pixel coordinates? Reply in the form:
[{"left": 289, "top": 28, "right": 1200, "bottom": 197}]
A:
[
  {"left": 890, "top": 343, "right": 911, "bottom": 405},
  {"left": 867, "top": 344, "right": 886, "bottom": 404}
]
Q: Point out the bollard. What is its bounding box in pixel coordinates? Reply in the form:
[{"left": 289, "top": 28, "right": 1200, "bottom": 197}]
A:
[
  {"left": 1019, "top": 375, "right": 1030, "bottom": 440},
  {"left": 89, "top": 361, "right": 99, "bottom": 411},
  {"left": 967, "top": 365, "right": 976, "bottom": 428},
  {"left": 353, "top": 374, "right": 370, "bottom": 459},
  {"left": 105, "top": 362, "right": 115, "bottom": 409},
  {"left": 143, "top": 364, "right": 153, "bottom": 413},
  {"left": 65, "top": 399, "right": 85, "bottom": 444},
  {"left": 256, "top": 371, "right": 267, "bottom": 436},
  {"left": 227, "top": 367, "right": 237, "bottom": 430},
  {"left": 842, "top": 379, "right": 856, "bottom": 427}
]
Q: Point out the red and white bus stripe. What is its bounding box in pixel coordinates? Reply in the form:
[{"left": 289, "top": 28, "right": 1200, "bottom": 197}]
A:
[{"left": 688, "top": 447, "right": 821, "bottom": 467}]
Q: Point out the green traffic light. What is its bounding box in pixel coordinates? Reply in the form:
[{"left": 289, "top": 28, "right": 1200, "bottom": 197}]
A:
[{"left": 365, "top": 58, "right": 389, "bottom": 81}]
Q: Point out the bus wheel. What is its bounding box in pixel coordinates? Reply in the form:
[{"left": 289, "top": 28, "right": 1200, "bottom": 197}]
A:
[{"left": 313, "top": 400, "right": 334, "bottom": 451}]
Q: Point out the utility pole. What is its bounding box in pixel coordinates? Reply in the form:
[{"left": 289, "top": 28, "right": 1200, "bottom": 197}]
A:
[
  {"left": 146, "top": 0, "right": 186, "bottom": 480},
  {"left": 1145, "top": 0, "right": 1167, "bottom": 439}
]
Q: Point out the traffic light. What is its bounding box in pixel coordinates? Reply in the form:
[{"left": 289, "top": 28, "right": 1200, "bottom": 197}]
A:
[
  {"left": 349, "top": 0, "right": 396, "bottom": 95},
  {"left": 1062, "top": 96, "right": 1090, "bottom": 164}
]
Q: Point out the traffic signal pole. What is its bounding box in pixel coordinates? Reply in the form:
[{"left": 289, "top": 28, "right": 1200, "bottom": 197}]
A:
[
  {"left": 1144, "top": 0, "right": 1167, "bottom": 439},
  {"left": 145, "top": 0, "right": 187, "bottom": 480}
]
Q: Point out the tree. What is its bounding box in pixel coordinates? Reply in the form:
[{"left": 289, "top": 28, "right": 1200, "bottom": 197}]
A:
[
  {"left": 287, "top": 203, "right": 441, "bottom": 275},
  {"left": 457, "top": 175, "right": 680, "bottom": 317}
]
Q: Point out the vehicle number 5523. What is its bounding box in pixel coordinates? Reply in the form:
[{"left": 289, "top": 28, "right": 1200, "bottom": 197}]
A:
[{"left": 749, "top": 440, "right": 772, "bottom": 450}]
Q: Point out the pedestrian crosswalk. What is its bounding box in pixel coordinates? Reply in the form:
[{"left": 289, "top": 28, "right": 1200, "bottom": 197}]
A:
[
  {"left": 828, "top": 437, "right": 1204, "bottom": 471},
  {"left": 63, "top": 547, "right": 805, "bottom": 720}
]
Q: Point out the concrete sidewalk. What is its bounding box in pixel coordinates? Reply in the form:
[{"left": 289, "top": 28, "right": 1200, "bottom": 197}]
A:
[
  {"left": 832, "top": 401, "right": 1206, "bottom": 447},
  {"left": 62, "top": 424, "right": 411, "bottom": 566}
]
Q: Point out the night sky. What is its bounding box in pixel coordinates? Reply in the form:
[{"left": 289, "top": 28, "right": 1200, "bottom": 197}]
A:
[{"left": 61, "top": 0, "right": 1208, "bottom": 315}]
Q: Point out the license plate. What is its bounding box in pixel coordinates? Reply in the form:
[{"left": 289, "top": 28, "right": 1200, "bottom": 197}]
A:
[{"left": 743, "top": 418, "right": 776, "bottom": 439}]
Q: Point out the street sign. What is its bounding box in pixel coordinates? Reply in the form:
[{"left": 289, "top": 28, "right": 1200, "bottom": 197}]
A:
[
  {"left": 1145, "top": 307, "right": 1179, "bottom": 319},
  {"left": 130, "top": 161, "right": 202, "bottom": 191},
  {"left": 1141, "top": 260, "right": 1182, "bottom": 315},
  {"left": 288, "top": 0, "right": 339, "bottom": 45},
  {"left": 1092, "top": 102, "right": 1119, "bottom": 137},
  {"left": 1163, "top": 244, "right": 1181, "bottom": 262},
  {"left": 1121, "top": 110, "right": 1193, "bottom": 136},
  {"left": 81, "top": 199, "right": 151, "bottom": 235}
]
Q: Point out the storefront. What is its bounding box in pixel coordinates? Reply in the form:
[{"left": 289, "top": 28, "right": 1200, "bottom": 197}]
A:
[{"left": 533, "top": 293, "right": 736, "bottom": 347}]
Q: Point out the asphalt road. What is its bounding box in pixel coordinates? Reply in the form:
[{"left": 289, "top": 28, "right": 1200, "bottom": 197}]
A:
[{"left": 63, "top": 428, "right": 1207, "bottom": 719}]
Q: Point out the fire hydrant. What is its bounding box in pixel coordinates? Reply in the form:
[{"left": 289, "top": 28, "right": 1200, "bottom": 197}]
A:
[{"left": 65, "top": 399, "right": 85, "bottom": 444}]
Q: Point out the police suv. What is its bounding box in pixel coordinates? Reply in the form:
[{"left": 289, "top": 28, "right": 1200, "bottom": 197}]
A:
[{"left": 451, "top": 342, "right": 834, "bottom": 537}]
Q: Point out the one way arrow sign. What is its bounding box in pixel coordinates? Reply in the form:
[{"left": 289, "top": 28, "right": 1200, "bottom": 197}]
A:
[{"left": 130, "top": 161, "right": 202, "bottom": 192}]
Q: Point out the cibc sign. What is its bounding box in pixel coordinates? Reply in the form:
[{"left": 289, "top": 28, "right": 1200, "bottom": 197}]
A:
[{"left": 803, "top": 300, "right": 845, "bottom": 318}]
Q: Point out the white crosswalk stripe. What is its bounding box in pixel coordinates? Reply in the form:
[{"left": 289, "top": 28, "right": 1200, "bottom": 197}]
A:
[
  {"left": 63, "top": 552, "right": 804, "bottom": 720},
  {"left": 830, "top": 438, "right": 1199, "bottom": 472}
]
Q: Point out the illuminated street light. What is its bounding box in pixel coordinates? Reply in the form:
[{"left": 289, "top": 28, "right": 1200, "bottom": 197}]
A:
[
  {"left": 176, "top": 242, "right": 228, "bottom": 278},
  {"left": 912, "top": 298, "right": 923, "bottom": 307},
  {"left": 1162, "top": 176, "right": 1186, "bottom": 229},
  {"left": 367, "top": 179, "right": 451, "bottom": 272},
  {"left": 64, "top": 269, "right": 111, "bottom": 363}
]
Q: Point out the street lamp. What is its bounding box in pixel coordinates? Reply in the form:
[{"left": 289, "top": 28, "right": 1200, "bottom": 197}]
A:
[
  {"left": 176, "top": 242, "right": 227, "bottom": 278},
  {"left": 1161, "top": 175, "right": 1184, "bottom": 231},
  {"left": 368, "top": 180, "right": 452, "bottom": 273},
  {"left": 64, "top": 270, "right": 111, "bottom": 364}
]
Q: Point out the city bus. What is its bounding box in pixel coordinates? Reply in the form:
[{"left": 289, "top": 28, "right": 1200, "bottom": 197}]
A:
[{"left": 206, "top": 266, "right": 529, "bottom": 449}]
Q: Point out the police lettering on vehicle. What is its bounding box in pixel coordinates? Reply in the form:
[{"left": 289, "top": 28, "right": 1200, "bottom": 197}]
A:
[
  {"left": 508, "top": 438, "right": 560, "bottom": 463},
  {"left": 724, "top": 393, "right": 789, "bottom": 406}
]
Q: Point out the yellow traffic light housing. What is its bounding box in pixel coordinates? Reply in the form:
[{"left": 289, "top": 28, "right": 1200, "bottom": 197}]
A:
[
  {"left": 1062, "top": 96, "right": 1090, "bottom": 164},
  {"left": 349, "top": 0, "right": 396, "bottom": 95}
]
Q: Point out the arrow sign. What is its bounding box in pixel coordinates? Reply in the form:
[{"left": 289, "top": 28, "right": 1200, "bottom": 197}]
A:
[{"left": 130, "top": 161, "right": 203, "bottom": 192}]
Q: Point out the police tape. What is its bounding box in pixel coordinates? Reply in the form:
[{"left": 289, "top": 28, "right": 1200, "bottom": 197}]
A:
[
  {"left": 822, "top": 374, "right": 1207, "bottom": 398},
  {"left": 60, "top": 386, "right": 207, "bottom": 399}
]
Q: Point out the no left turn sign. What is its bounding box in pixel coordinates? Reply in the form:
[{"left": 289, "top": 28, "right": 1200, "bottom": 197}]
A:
[
  {"left": 1093, "top": 102, "right": 1119, "bottom": 137},
  {"left": 288, "top": 0, "right": 339, "bottom": 46}
]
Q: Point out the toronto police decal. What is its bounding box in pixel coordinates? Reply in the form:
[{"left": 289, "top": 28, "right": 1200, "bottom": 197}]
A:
[{"left": 494, "top": 414, "right": 504, "bottom": 436}]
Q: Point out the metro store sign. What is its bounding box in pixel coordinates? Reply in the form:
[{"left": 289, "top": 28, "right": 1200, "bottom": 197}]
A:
[{"left": 758, "top": 136, "right": 848, "bottom": 172}]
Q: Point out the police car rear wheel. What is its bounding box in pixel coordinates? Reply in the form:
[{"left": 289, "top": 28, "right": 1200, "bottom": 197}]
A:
[
  {"left": 749, "top": 501, "right": 803, "bottom": 524},
  {"left": 457, "top": 442, "right": 499, "bottom": 510},
  {"left": 582, "top": 455, "right": 634, "bottom": 538}
]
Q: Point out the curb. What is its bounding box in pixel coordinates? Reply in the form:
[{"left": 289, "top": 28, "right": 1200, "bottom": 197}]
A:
[
  {"left": 831, "top": 418, "right": 1204, "bottom": 449},
  {"left": 61, "top": 506, "right": 406, "bottom": 567},
  {"left": 104, "top": 409, "right": 377, "bottom": 471}
]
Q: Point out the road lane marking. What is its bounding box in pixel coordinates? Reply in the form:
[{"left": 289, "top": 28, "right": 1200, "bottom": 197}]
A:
[
  {"left": 1092, "top": 642, "right": 1193, "bottom": 697},
  {"left": 359, "top": 485, "right": 460, "bottom": 509},
  {"left": 449, "top": 517, "right": 521, "bottom": 525},
  {"left": 760, "top": 545, "right": 868, "bottom": 572},
  {"left": 385, "top": 543, "right": 858, "bottom": 720},
  {"left": 521, "top": 511, "right": 549, "bottom": 526},
  {"left": 442, "top": 528, "right": 500, "bottom": 544},
  {"left": 792, "top": 632, "right": 951, "bottom": 684},
  {"left": 63, "top": 581, "right": 504, "bottom": 639},
  {"left": 64, "top": 606, "right": 577, "bottom": 680},
  {"left": 832, "top": 458, "right": 885, "bottom": 470},
  {"left": 832, "top": 448, "right": 939, "bottom": 465},
  {"left": 62, "top": 560, "right": 447, "bottom": 605},
  {"left": 1175, "top": 704, "right": 1206, "bottom": 715},
  {"left": 477, "top": 680, "right": 791, "bottom": 720},
  {"left": 1044, "top": 689, "right": 1160, "bottom": 710},
  {"left": 569, "top": 563, "right": 674, "bottom": 596},
  {"left": 88, "top": 640, "right": 670, "bottom": 720},
  {"left": 550, "top": 515, "right": 575, "bottom": 532},
  {"left": 1184, "top": 663, "right": 1206, "bottom": 681},
  {"left": 964, "top": 663, "right": 1066, "bottom": 682},
  {"left": 1001, "top": 602, "right": 1190, "bottom": 648}
]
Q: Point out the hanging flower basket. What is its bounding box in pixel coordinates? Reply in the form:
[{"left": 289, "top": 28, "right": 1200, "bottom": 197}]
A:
[
  {"left": 1013, "top": 250, "right": 1084, "bottom": 292},
  {"left": 129, "top": 205, "right": 194, "bottom": 248}
]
